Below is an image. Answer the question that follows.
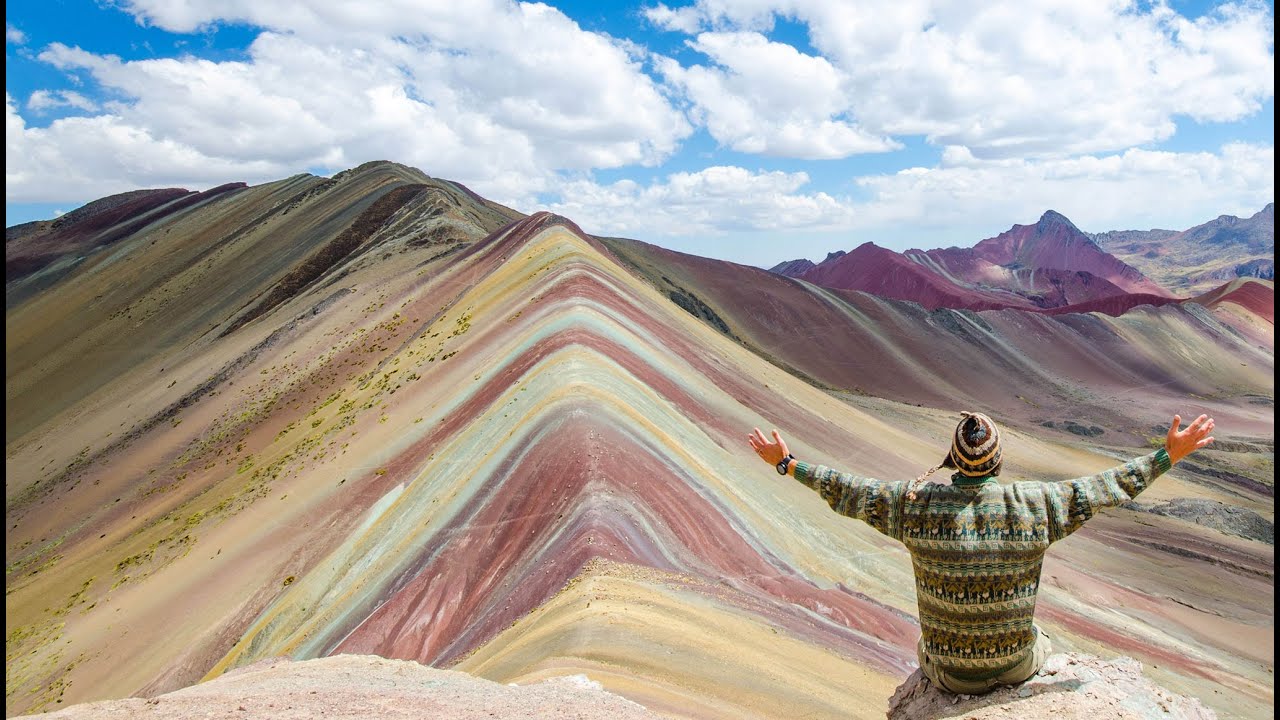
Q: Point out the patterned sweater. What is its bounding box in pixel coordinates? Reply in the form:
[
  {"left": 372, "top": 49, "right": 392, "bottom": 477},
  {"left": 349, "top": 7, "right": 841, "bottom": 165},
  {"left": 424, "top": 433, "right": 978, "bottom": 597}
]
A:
[{"left": 793, "top": 448, "right": 1172, "bottom": 680}]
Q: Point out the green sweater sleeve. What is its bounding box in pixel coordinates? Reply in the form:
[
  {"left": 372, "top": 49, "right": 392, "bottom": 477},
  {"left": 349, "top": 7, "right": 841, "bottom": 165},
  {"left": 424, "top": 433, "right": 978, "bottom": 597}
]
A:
[
  {"left": 793, "top": 461, "right": 907, "bottom": 540},
  {"left": 1044, "top": 448, "right": 1173, "bottom": 543}
]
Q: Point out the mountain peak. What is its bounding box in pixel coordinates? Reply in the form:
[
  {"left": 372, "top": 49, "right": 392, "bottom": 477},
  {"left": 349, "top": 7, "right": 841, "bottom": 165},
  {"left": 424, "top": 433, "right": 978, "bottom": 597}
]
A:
[
  {"left": 768, "top": 258, "right": 816, "bottom": 277},
  {"left": 964, "top": 210, "right": 1172, "bottom": 298},
  {"left": 1036, "top": 209, "right": 1079, "bottom": 231}
]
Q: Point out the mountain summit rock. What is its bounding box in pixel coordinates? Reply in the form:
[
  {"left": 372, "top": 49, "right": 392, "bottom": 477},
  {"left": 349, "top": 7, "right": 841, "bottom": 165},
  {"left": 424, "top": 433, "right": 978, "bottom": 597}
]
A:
[{"left": 888, "top": 653, "right": 1217, "bottom": 720}]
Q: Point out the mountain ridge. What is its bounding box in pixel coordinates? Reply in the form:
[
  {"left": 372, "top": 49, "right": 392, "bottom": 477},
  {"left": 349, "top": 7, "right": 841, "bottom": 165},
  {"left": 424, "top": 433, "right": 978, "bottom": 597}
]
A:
[
  {"left": 773, "top": 205, "right": 1271, "bottom": 311},
  {"left": 791, "top": 209, "right": 1166, "bottom": 311},
  {"left": 1090, "top": 203, "right": 1274, "bottom": 294}
]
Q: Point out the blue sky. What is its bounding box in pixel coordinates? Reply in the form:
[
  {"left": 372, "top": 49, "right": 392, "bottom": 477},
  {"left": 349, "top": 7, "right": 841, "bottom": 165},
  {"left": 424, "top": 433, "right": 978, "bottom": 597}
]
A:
[{"left": 6, "top": 0, "right": 1274, "bottom": 267}]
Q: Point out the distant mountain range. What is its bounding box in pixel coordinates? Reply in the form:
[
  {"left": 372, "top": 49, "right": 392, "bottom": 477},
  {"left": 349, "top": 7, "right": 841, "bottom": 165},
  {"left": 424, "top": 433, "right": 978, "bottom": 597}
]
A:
[
  {"left": 771, "top": 205, "right": 1273, "bottom": 310},
  {"left": 1089, "top": 203, "right": 1274, "bottom": 295}
]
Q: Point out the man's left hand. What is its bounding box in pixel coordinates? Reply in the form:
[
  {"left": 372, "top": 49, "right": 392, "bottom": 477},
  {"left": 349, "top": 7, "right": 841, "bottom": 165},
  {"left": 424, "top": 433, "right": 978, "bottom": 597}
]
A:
[{"left": 748, "top": 427, "right": 790, "bottom": 467}]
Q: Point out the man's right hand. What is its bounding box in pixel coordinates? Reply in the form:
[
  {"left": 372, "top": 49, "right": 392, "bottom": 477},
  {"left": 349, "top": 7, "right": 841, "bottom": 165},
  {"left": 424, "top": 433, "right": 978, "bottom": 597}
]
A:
[{"left": 1165, "top": 414, "right": 1215, "bottom": 465}]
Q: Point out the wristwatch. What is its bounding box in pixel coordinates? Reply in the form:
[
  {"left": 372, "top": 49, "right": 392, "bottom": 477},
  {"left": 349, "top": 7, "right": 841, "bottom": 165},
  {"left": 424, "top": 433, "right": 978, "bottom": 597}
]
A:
[{"left": 776, "top": 454, "right": 794, "bottom": 475}]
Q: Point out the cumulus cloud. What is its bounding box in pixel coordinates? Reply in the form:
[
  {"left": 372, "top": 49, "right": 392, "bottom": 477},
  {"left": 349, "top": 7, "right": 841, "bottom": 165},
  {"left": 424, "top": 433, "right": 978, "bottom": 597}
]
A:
[
  {"left": 112, "top": 0, "right": 693, "bottom": 171},
  {"left": 6, "top": 92, "right": 287, "bottom": 202},
  {"left": 845, "top": 143, "right": 1274, "bottom": 240},
  {"left": 649, "top": 0, "right": 1274, "bottom": 158},
  {"left": 6, "top": 0, "right": 1271, "bottom": 247},
  {"left": 546, "top": 165, "right": 855, "bottom": 235},
  {"left": 6, "top": 23, "right": 25, "bottom": 44},
  {"left": 544, "top": 144, "right": 1273, "bottom": 252},
  {"left": 656, "top": 32, "right": 899, "bottom": 158},
  {"left": 27, "top": 89, "right": 99, "bottom": 112},
  {"left": 8, "top": 1, "right": 691, "bottom": 207},
  {"left": 643, "top": 3, "right": 704, "bottom": 34}
]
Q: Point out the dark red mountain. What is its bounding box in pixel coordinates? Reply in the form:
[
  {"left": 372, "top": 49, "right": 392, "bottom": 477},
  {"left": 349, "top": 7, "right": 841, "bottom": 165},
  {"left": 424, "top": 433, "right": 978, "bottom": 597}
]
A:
[
  {"left": 968, "top": 211, "right": 1170, "bottom": 296},
  {"left": 768, "top": 258, "right": 816, "bottom": 276},
  {"left": 1192, "top": 277, "right": 1275, "bottom": 323},
  {"left": 789, "top": 210, "right": 1170, "bottom": 311},
  {"left": 799, "top": 242, "right": 1017, "bottom": 310}
]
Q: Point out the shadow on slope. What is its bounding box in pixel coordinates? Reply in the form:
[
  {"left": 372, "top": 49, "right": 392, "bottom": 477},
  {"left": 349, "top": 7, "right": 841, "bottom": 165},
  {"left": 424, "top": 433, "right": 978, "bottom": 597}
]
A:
[{"left": 5, "top": 162, "right": 519, "bottom": 446}]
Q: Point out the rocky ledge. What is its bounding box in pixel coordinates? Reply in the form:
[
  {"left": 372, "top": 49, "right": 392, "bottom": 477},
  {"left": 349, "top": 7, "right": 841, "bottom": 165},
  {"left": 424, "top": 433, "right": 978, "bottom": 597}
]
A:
[{"left": 887, "top": 652, "right": 1217, "bottom": 720}]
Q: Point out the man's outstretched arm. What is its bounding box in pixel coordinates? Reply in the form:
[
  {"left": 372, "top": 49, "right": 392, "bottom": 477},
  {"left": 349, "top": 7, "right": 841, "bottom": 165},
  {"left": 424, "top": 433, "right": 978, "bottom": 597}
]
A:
[
  {"left": 748, "top": 427, "right": 904, "bottom": 539},
  {"left": 1047, "top": 413, "right": 1215, "bottom": 542}
]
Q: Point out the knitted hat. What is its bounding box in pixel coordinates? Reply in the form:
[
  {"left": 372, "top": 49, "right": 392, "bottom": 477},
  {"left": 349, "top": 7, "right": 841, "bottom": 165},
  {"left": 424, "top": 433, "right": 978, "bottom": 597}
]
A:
[{"left": 942, "top": 411, "right": 1002, "bottom": 477}]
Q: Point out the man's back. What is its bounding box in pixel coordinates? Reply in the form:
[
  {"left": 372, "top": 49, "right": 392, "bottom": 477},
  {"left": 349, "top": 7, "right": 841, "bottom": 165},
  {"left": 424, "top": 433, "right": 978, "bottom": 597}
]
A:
[
  {"left": 794, "top": 449, "right": 1172, "bottom": 681},
  {"left": 904, "top": 480, "right": 1053, "bottom": 681}
]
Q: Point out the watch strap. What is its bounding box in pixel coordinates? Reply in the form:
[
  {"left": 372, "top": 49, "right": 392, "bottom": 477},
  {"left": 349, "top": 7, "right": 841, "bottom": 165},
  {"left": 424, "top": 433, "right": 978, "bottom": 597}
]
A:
[{"left": 776, "top": 454, "right": 795, "bottom": 475}]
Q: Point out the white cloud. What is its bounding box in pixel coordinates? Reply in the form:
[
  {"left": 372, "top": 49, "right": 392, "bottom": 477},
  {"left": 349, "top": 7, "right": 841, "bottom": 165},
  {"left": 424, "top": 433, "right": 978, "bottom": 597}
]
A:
[
  {"left": 650, "top": 0, "right": 1274, "bottom": 158},
  {"left": 545, "top": 165, "right": 855, "bottom": 236},
  {"left": 106, "top": 1, "right": 693, "bottom": 172},
  {"left": 542, "top": 144, "right": 1273, "bottom": 255},
  {"left": 6, "top": 0, "right": 1270, "bottom": 248},
  {"left": 643, "top": 3, "right": 704, "bottom": 34},
  {"left": 8, "top": 1, "right": 691, "bottom": 207},
  {"left": 847, "top": 143, "right": 1275, "bottom": 246},
  {"left": 27, "top": 89, "right": 99, "bottom": 113},
  {"left": 657, "top": 31, "right": 899, "bottom": 158},
  {"left": 6, "top": 92, "right": 287, "bottom": 202},
  {"left": 27, "top": 90, "right": 60, "bottom": 112},
  {"left": 6, "top": 23, "right": 26, "bottom": 44}
]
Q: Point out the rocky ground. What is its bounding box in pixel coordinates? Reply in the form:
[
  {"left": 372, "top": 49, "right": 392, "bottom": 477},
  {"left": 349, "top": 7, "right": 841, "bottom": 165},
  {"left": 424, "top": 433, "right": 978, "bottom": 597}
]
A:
[
  {"left": 1137, "top": 497, "right": 1274, "bottom": 545},
  {"left": 11, "top": 655, "right": 665, "bottom": 720},
  {"left": 887, "top": 652, "right": 1218, "bottom": 720}
]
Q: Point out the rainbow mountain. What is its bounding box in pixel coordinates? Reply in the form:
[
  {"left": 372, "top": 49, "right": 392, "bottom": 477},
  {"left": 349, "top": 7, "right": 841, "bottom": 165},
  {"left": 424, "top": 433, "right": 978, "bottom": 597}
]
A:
[{"left": 5, "top": 161, "right": 1273, "bottom": 719}]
